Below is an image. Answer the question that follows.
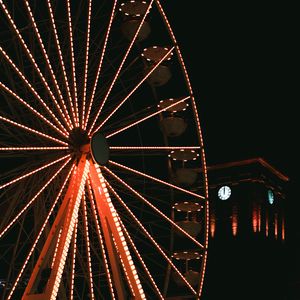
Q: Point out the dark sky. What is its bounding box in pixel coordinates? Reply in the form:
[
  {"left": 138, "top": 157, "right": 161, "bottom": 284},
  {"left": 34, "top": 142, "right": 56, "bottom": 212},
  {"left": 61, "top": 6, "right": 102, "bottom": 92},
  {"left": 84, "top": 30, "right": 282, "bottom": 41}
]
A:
[
  {"left": 162, "top": 2, "right": 299, "bottom": 284},
  {"left": 163, "top": 2, "right": 297, "bottom": 182},
  {"left": 162, "top": 3, "right": 299, "bottom": 256}
]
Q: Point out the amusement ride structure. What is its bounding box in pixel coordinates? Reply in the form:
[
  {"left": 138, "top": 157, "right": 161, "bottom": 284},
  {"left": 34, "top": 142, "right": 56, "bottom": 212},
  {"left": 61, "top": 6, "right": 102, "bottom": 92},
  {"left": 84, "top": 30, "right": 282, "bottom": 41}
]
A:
[{"left": 0, "top": 1, "right": 208, "bottom": 299}]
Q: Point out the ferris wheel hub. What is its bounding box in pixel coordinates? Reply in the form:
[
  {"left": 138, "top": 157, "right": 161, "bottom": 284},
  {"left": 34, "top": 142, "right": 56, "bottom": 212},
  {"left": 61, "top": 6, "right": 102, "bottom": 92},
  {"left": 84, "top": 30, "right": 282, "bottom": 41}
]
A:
[
  {"left": 68, "top": 128, "right": 90, "bottom": 157},
  {"left": 90, "top": 131, "right": 110, "bottom": 165}
]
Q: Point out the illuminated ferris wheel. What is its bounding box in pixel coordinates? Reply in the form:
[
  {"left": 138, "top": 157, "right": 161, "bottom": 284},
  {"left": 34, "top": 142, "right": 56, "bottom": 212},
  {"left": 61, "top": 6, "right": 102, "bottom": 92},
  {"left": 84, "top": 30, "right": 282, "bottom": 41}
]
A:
[{"left": 0, "top": 1, "right": 209, "bottom": 299}]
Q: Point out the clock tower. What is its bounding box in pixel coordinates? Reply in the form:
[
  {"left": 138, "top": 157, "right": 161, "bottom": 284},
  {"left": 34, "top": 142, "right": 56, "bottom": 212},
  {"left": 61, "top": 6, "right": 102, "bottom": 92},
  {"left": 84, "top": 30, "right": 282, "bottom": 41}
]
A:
[{"left": 202, "top": 157, "right": 289, "bottom": 300}]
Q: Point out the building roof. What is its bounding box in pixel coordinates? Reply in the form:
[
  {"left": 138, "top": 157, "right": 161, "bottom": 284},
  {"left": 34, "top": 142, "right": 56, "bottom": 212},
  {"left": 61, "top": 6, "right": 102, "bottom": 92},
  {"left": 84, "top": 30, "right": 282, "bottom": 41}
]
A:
[{"left": 207, "top": 157, "right": 289, "bottom": 182}]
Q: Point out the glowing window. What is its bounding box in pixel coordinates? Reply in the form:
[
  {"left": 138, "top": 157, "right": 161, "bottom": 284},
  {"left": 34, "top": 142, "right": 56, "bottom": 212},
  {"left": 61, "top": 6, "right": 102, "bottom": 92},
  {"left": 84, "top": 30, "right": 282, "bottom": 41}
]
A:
[{"left": 267, "top": 190, "right": 274, "bottom": 205}]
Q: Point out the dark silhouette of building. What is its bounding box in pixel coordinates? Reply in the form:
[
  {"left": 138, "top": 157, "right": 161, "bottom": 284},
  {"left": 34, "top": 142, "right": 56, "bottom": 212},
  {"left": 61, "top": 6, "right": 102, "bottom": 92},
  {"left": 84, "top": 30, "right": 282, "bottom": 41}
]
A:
[{"left": 202, "top": 158, "right": 289, "bottom": 300}]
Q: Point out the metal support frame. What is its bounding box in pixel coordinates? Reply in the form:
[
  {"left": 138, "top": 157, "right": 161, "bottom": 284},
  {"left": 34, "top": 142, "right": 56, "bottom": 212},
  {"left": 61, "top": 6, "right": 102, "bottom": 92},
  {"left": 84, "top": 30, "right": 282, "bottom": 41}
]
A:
[
  {"left": 20, "top": 156, "right": 145, "bottom": 300},
  {"left": 89, "top": 162, "right": 145, "bottom": 300},
  {"left": 22, "top": 155, "right": 89, "bottom": 300}
]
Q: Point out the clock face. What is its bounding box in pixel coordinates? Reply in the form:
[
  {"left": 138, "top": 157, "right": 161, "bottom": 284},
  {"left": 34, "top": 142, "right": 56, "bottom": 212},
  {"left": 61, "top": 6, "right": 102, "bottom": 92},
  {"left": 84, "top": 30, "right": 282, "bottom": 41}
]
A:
[
  {"left": 268, "top": 189, "right": 274, "bottom": 204},
  {"left": 218, "top": 186, "right": 231, "bottom": 200}
]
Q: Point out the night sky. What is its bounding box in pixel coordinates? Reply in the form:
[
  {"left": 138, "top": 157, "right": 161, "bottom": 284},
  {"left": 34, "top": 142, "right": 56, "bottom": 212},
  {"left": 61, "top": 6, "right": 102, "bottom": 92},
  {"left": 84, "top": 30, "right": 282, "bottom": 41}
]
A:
[
  {"left": 163, "top": 2, "right": 297, "bottom": 196},
  {"left": 163, "top": 0, "right": 298, "bottom": 289},
  {"left": 163, "top": 2, "right": 296, "bottom": 174}
]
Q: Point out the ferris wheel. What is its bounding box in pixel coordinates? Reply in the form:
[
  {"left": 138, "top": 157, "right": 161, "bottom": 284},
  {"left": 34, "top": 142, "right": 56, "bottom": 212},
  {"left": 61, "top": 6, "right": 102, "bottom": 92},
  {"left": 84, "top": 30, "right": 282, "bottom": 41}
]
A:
[{"left": 0, "top": 1, "right": 209, "bottom": 299}]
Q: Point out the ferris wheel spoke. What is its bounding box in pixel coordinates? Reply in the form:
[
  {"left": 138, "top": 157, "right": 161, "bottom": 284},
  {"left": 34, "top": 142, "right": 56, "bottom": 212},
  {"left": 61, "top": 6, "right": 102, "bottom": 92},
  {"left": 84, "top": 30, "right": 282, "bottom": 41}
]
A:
[
  {"left": 103, "top": 166, "right": 205, "bottom": 249},
  {"left": 105, "top": 179, "right": 197, "bottom": 296},
  {"left": 0, "top": 46, "right": 68, "bottom": 133},
  {"left": 90, "top": 46, "right": 175, "bottom": 135},
  {"left": 82, "top": 194, "right": 95, "bottom": 300},
  {"left": 24, "top": 0, "right": 73, "bottom": 130},
  {"left": 109, "top": 146, "right": 201, "bottom": 151},
  {"left": 83, "top": 0, "right": 118, "bottom": 130},
  {"left": 0, "top": 1, "right": 72, "bottom": 131},
  {"left": 81, "top": 0, "right": 93, "bottom": 129},
  {"left": 119, "top": 218, "right": 165, "bottom": 300},
  {"left": 47, "top": 0, "right": 77, "bottom": 127},
  {"left": 108, "top": 160, "right": 205, "bottom": 200},
  {"left": 87, "top": 179, "right": 116, "bottom": 300},
  {"left": 6, "top": 164, "right": 75, "bottom": 300},
  {"left": 0, "top": 155, "right": 71, "bottom": 240},
  {"left": 106, "top": 96, "right": 190, "bottom": 139},
  {"left": 0, "top": 146, "right": 68, "bottom": 151},
  {"left": 87, "top": 0, "right": 155, "bottom": 135},
  {"left": 0, "top": 154, "right": 70, "bottom": 192},
  {"left": 67, "top": 0, "right": 79, "bottom": 127},
  {"left": 0, "top": 81, "right": 68, "bottom": 138},
  {"left": 0, "top": 1, "right": 209, "bottom": 298},
  {"left": 0, "top": 115, "right": 69, "bottom": 146}
]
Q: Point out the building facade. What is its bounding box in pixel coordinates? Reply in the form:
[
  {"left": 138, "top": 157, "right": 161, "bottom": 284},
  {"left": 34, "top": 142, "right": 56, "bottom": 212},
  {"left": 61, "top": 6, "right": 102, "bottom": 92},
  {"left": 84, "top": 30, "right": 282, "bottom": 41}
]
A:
[{"left": 202, "top": 158, "right": 289, "bottom": 300}]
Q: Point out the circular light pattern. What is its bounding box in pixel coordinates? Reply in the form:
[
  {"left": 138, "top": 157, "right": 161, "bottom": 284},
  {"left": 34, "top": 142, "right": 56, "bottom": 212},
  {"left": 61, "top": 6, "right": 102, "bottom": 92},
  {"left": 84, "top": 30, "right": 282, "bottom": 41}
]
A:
[
  {"left": 141, "top": 46, "right": 173, "bottom": 62},
  {"left": 168, "top": 149, "right": 199, "bottom": 162},
  {"left": 173, "top": 201, "right": 202, "bottom": 212},
  {"left": 172, "top": 251, "right": 202, "bottom": 260},
  {"left": 217, "top": 185, "right": 231, "bottom": 200},
  {"left": 158, "top": 98, "right": 189, "bottom": 113},
  {"left": 119, "top": 1, "right": 149, "bottom": 17}
]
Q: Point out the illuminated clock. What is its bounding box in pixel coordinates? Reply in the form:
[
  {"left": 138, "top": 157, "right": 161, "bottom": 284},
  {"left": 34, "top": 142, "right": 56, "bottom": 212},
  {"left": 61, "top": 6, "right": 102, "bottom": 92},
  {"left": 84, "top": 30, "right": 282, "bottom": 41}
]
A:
[
  {"left": 267, "top": 189, "right": 274, "bottom": 204},
  {"left": 218, "top": 186, "right": 231, "bottom": 200}
]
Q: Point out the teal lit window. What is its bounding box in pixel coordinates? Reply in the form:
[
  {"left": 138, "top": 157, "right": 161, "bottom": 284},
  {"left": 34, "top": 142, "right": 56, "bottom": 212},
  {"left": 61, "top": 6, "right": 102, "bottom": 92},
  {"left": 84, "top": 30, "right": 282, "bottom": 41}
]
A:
[{"left": 267, "top": 190, "right": 274, "bottom": 205}]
